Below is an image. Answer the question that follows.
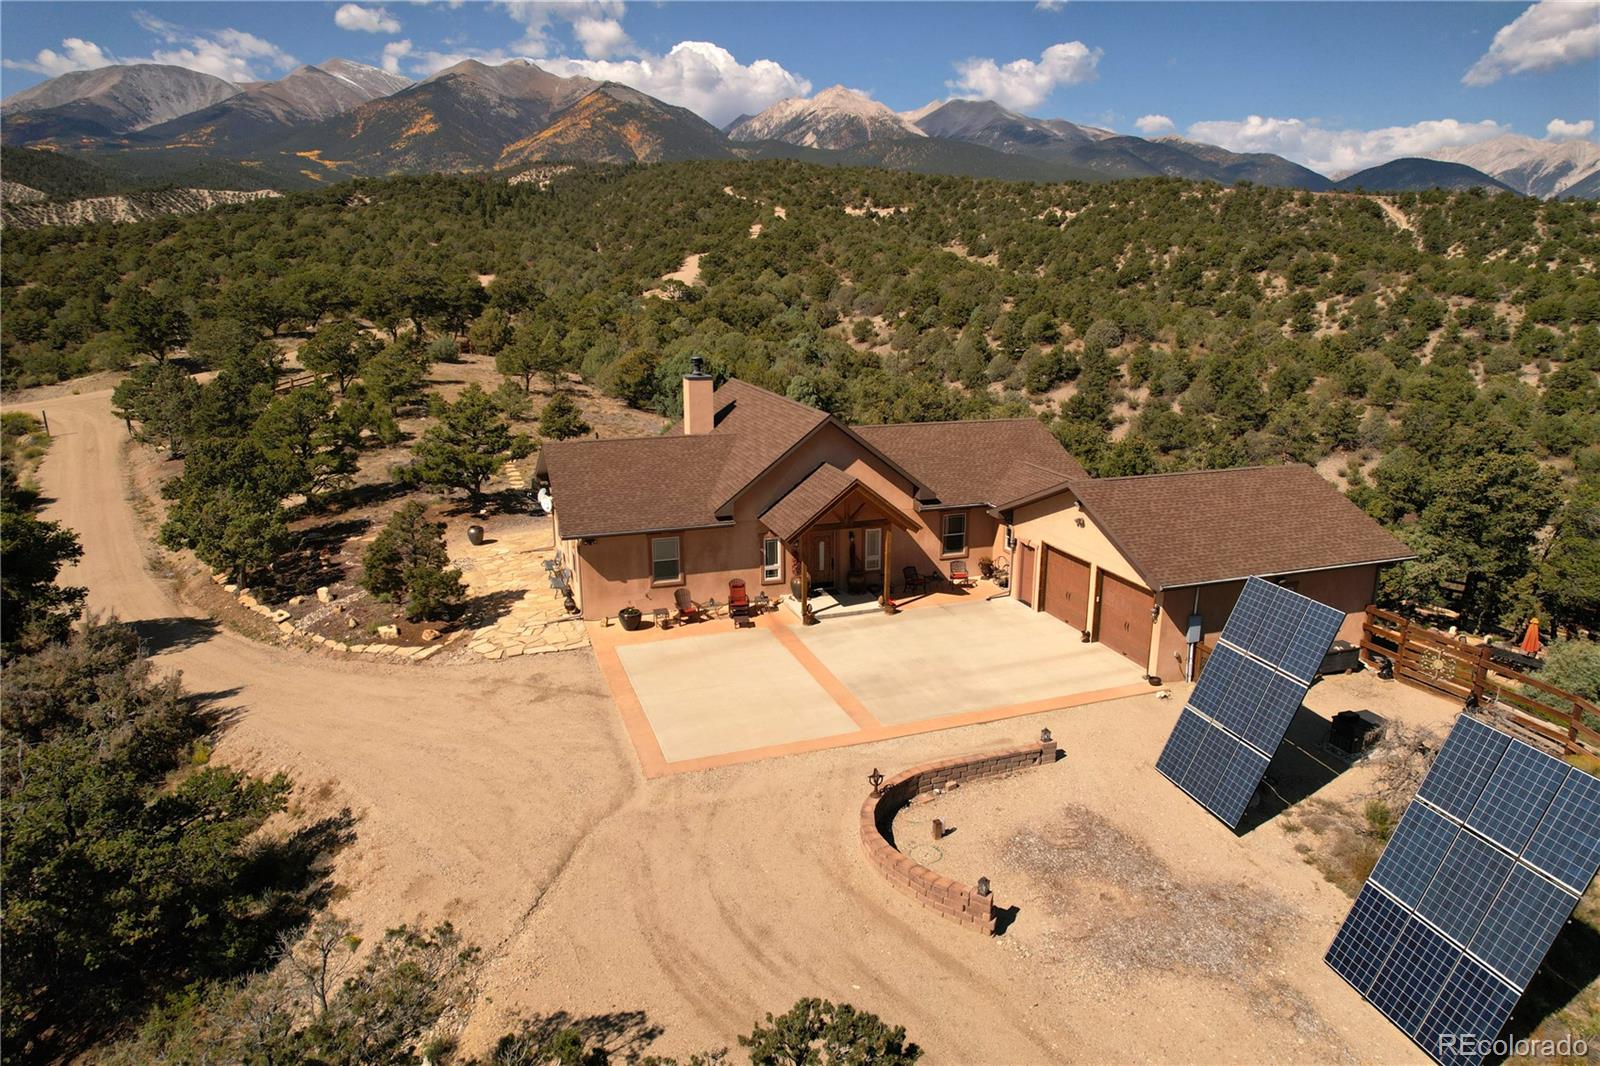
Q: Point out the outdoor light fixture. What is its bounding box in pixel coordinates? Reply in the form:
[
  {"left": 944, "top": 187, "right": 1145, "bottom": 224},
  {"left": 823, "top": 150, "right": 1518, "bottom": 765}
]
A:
[
  {"left": 1150, "top": 604, "right": 1161, "bottom": 621},
  {"left": 1040, "top": 728, "right": 1052, "bottom": 744},
  {"left": 868, "top": 768, "right": 884, "bottom": 795},
  {"left": 976, "top": 876, "right": 991, "bottom": 897}
]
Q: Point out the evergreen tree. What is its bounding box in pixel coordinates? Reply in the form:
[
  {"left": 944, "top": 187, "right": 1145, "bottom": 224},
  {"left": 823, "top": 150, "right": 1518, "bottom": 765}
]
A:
[
  {"left": 361, "top": 501, "right": 466, "bottom": 621},
  {"left": 410, "top": 384, "right": 526, "bottom": 505}
]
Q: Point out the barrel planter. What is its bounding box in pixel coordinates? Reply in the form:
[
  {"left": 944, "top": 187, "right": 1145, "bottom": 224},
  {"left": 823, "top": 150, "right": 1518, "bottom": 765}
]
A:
[
  {"left": 618, "top": 607, "right": 643, "bottom": 631},
  {"left": 467, "top": 524, "right": 485, "bottom": 546}
]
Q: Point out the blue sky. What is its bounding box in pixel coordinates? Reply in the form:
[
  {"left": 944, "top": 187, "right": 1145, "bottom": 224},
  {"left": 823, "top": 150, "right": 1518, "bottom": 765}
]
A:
[{"left": 3, "top": 1, "right": 1596, "bottom": 173}]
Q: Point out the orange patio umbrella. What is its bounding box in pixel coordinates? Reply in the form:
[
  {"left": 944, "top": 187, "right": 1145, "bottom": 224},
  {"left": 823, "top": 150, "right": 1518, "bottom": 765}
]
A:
[{"left": 1520, "top": 617, "right": 1542, "bottom": 657}]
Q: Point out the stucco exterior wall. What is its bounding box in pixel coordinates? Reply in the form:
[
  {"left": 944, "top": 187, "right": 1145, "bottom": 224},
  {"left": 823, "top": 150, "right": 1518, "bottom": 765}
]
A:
[
  {"left": 556, "top": 422, "right": 1004, "bottom": 621},
  {"left": 1153, "top": 564, "right": 1382, "bottom": 682}
]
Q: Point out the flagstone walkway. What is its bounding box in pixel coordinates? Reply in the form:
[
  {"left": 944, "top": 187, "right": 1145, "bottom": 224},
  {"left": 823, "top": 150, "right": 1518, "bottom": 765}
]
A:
[{"left": 450, "top": 520, "right": 589, "bottom": 659}]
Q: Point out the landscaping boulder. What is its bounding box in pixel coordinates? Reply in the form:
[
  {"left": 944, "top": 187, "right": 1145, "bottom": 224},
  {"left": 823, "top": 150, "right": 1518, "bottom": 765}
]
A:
[
  {"left": 317, "top": 586, "right": 334, "bottom": 603},
  {"left": 377, "top": 624, "right": 400, "bottom": 639}
]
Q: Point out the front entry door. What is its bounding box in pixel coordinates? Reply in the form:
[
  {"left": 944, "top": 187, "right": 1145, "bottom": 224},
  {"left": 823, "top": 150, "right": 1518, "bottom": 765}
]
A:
[{"left": 804, "top": 532, "right": 835, "bottom": 590}]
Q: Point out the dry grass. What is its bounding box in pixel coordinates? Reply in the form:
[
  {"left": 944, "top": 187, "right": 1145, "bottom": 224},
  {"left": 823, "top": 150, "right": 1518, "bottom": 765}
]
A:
[{"left": 1003, "top": 805, "right": 1342, "bottom": 1043}]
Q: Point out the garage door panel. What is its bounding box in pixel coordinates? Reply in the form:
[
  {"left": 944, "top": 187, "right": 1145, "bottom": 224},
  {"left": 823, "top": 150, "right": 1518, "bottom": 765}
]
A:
[
  {"left": 1099, "top": 571, "right": 1153, "bottom": 669},
  {"left": 1042, "top": 548, "right": 1089, "bottom": 630}
]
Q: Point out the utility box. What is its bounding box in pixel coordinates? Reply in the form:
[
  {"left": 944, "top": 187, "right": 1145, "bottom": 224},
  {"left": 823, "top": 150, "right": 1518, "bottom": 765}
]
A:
[
  {"left": 1329, "top": 709, "right": 1386, "bottom": 755},
  {"left": 1319, "top": 640, "right": 1361, "bottom": 676}
]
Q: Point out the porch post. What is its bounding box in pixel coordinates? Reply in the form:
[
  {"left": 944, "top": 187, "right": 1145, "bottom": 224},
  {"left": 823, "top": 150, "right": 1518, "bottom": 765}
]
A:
[
  {"left": 881, "top": 525, "right": 895, "bottom": 612},
  {"left": 798, "top": 541, "right": 814, "bottom": 625}
]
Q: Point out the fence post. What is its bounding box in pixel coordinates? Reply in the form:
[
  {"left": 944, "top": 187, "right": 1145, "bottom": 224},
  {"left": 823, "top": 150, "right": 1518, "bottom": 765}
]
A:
[{"left": 1471, "top": 644, "right": 1489, "bottom": 701}]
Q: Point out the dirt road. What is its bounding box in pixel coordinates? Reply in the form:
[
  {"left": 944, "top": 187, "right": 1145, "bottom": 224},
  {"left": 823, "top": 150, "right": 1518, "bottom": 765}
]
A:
[
  {"left": 22, "top": 384, "right": 1428, "bottom": 1063},
  {"left": 24, "top": 386, "right": 640, "bottom": 955}
]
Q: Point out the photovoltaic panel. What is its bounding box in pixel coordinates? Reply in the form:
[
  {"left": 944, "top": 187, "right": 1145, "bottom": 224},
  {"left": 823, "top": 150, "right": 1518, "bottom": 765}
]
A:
[
  {"left": 1415, "top": 715, "right": 1510, "bottom": 822},
  {"left": 1366, "top": 919, "right": 1459, "bottom": 1032},
  {"left": 1521, "top": 768, "right": 1600, "bottom": 894},
  {"left": 1414, "top": 959, "right": 1521, "bottom": 1066},
  {"left": 1181, "top": 723, "right": 1270, "bottom": 826},
  {"left": 1326, "top": 713, "right": 1600, "bottom": 1066},
  {"left": 1155, "top": 709, "right": 1269, "bottom": 827},
  {"left": 1468, "top": 865, "right": 1578, "bottom": 989},
  {"left": 1465, "top": 742, "right": 1568, "bottom": 854},
  {"left": 1155, "top": 576, "right": 1346, "bottom": 828},
  {"left": 1187, "top": 644, "right": 1307, "bottom": 755},
  {"left": 1369, "top": 802, "right": 1459, "bottom": 908},
  {"left": 1414, "top": 833, "right": 1512, "bottom": 946},
  {"left": 1221, "top": 577, "right": 1345, "bottom": 683},
  {"left": 1154, "top": 707, "right": 1208, "bottom": 783},
  {"left": 1325, "top": 884, "right": 1409, "bottom": 994}
]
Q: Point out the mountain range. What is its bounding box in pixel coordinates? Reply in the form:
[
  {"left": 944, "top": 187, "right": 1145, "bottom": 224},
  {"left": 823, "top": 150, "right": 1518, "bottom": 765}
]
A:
[{"left": 3, "top": 59, "right": 1596, "bottom": 199}]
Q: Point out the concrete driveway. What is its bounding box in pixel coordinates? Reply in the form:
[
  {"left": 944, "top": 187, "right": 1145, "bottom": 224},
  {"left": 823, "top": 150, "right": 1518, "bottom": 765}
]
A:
[
  {"left": 596, "top": 596, "right": 1153, "bottom": 775},
  {"left": 615, "top": 630, "right": 857, "bottom": 762},
  {"left": 794, "top": 599, "right": 1149, "bottom": 725}
]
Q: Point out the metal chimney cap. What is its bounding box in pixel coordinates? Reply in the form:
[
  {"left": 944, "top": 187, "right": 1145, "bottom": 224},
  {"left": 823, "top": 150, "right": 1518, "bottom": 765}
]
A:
[{"left": 687, "top": 355, "right": 711, "bottom": 379}]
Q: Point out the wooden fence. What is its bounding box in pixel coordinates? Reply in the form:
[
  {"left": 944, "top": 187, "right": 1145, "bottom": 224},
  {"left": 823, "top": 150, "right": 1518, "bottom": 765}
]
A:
[{"left": 1361, "top": 605, "right": 1600, "bottom": 757}]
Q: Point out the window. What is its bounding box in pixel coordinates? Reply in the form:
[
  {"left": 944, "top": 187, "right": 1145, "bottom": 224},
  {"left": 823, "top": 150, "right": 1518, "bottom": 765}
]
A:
[
  {"left": 941, "top": 512, "right": 967, "bottom": 556},
  {"left": 864, "top": 528, "right": 882, "bottom": 571},
  {"left": 650, "top": 536, "right": 681, "bottom": 584},
  {"left": 762, "top": 536, "right": 782, "bottom": 582}
]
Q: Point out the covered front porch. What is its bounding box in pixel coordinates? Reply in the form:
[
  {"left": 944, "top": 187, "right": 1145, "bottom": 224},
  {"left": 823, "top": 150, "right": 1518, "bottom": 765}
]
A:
[{"left": 759, "top": 463, "right": 924, "bottom": 625}]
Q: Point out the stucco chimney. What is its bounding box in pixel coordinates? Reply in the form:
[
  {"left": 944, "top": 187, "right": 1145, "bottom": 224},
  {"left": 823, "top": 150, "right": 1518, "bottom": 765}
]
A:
[{"left": 683, "top": 356, "right": 714, "bottom": 435}]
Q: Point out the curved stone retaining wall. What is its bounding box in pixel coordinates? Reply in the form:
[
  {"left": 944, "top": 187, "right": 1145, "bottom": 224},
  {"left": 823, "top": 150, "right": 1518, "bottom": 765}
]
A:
[{"left": 860, "top": 732, "right": 1059, "bottom": 935}]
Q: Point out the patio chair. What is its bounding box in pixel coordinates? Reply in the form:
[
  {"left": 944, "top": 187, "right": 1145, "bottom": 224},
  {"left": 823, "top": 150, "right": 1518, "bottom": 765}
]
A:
[
  {"left": 728, "top": 579, "right": 751, "bottom": 625},
  {"left": 949, "top": 559, "right": 973, "bottom": 588},
  {"left": 902, "top": 565, "right": 928, "bottom": 595},
  {"left": 673, "top": 587, "right": 703, "bottom": 624}
]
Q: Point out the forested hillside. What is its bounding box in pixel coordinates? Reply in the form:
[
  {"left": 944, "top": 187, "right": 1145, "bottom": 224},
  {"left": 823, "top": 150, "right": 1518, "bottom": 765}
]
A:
[{"left": 4, "top": 161, "right": 1597, "bottom": 633}]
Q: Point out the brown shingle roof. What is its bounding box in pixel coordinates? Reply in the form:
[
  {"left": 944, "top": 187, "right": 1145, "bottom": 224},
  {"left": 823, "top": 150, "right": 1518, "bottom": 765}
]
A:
[
  {"left": 759, "top": 464, "right": 856, "bottom": 540},
  {"left": 854, "top": 419, "right": 1087, "bottom": 509},
  {"left": 539, "top": 379, "right": 833, "bottom": 539},
  {"left": 699, "top": 380, "right": 830, "bottom": 510},
  {"left": 536, "top": 434, "right": 736, "bottom": 539},
  {"left": 1070, "top": 464, "right": 1415, "bottom": 590}
]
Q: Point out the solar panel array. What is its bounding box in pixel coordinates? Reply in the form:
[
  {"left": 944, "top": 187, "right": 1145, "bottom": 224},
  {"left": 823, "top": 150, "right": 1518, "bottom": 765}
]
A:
[
  {"left": 1156, "top": 577, "right": 1346, "bottom": 826},
  {"left": 1326, "top": 714, "right": 1600, "bottom": 1066}
]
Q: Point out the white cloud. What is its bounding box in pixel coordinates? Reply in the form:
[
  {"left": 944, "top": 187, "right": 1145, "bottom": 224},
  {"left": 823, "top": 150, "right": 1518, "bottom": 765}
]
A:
[
  {"left": 3, "top": 37, "right": 116, "bottom": 77},
  {"left": 335, "top": 4, "right": 402, "bottom": 34},
  {"left": 1463, "top": 0, "right": 1600, "bottom": 85},
  {"left": 108, "top": 12, "right": 297, "bottom": 82},
  {"left": 382, "top": 39, "right": 414, "bottom": 74},
  {"left": 498, "top": 1, "right": 629, "bottom": 59},
  {"left": 572, "top": 15, "right": 630, "bottom": 59},
  {"left": 540, "top": 41, "right": 810, "bottom": 125},
  {"left": 1546, "top": 117, "right": 1596, "bottom": 139},
  {"left": 1134, "top": 113, "right": 1175, "bottom": 135},
  {"left": 948, "top": 41, "right": 1101, "bottom": 111},
  {"left": 1035, "top": 0, "right": 1066, "bottom": 10},
  {"left": 1184, "top": 114, "right": 1511, "bottom": 175}
]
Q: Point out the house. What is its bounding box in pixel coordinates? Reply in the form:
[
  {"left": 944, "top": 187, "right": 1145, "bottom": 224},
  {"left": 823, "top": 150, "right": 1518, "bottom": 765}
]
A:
[{"left": 536, "top": 362, "right": 1414, "bottom": 681}]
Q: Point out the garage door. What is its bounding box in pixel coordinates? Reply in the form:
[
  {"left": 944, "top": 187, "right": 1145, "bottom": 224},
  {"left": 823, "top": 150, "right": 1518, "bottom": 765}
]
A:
[
  {"left": 1041, "top": 547, "right": 1090, "bottom": 630},
  {"left": 1099, "top": 571, "right": 1154, "bottom": 670},
  {"left": 1015, "top": 544, "right": 1037, "bottom": 607}
]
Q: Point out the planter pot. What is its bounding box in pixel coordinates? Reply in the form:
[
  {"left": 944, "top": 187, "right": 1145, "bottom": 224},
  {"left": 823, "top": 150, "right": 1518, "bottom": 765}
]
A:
[
  {"left": 467, "top": 524, "right": 485, "bottom": 546},
  {"left": 618, "top": 609, "right": 643, "bottom": 632}
]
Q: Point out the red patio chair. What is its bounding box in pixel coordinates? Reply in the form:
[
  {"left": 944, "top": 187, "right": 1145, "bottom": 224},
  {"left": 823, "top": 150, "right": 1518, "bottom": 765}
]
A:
[
  {"left": 673, "top": 586, "right": 703, "bottom": 623},
  {"left": 902, "top": 566, "right": 928, "bottom": 595},
  {"left": 949, "top": 559, "right": 973, "bottom": 588},
  {"left": 728, "top": 579, "right": 751, "bottom": 625}
]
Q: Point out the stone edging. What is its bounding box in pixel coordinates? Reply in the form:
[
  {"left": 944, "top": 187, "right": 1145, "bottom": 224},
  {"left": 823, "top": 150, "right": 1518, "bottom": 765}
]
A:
[
  {"left": 212, "top": 574, "right": 453, "bottom": 662},
  {"left": 859, "top": 732, "right": 1060, "bottom": 935}
]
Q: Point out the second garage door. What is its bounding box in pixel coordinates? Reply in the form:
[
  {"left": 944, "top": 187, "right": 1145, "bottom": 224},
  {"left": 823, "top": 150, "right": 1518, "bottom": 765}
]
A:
[
  {"left": 1099, "top": 571, "right": 1154, "bottom": 670},
  {"left": 1041, "top": 548, "right": 1090, "bottom": 630}
]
